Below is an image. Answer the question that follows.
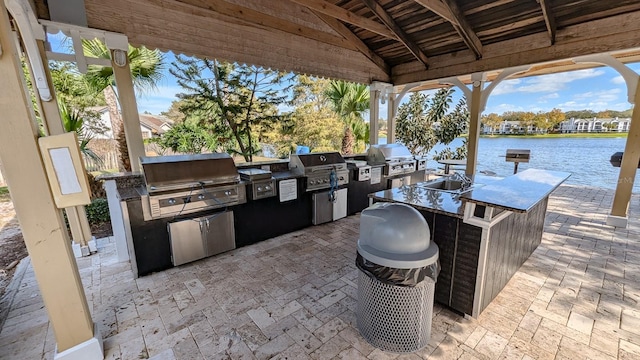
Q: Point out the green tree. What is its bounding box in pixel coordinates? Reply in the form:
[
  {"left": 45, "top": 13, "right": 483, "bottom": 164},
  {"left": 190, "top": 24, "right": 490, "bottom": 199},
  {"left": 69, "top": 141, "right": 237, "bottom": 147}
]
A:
[
  {"left": 564, "top": 109, "right": 596, "bottom": 119},
  {"left": 82, "top": 39, "right": 164, "bottom": 171},
  {"left": 152, "top": 121, "right": 215, "bottom": 154},
  {"left": 546, "top": 108, "right": 565, "bottom": 131},
  {"left": 325, "top": 80, "right": 370, "bottom": 154},
  {"left": 519, "top": 111, "right": 536, "bottom": 134},
  {"left": 395, "top": 88, "right": 468, "bottom": 159},
  {"left": 170, "top": 56, "right": 293, "bottom": 162},
  {"left": 58, "top": 101, "right": 102, "bottom": 164},
  {"left": 258, "top": 76, "right": 343, "bottom": 157},
  {"left": 160, "top": 100, "right": 187, "bottom": 123},
  {"left": 482, "top": 113, "right": 502, "bottom": 135}
]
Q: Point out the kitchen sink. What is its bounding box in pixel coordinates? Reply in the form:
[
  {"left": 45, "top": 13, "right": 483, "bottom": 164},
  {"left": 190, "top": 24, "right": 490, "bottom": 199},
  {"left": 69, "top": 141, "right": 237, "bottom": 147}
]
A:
[{"left": 416, "top": 179, "right": 480, "bottom": 194}]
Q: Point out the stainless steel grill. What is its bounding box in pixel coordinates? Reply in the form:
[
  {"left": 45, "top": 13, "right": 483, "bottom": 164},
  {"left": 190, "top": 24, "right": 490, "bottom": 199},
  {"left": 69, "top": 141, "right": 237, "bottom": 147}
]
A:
[
  {"left": 140, "top": 153, "right": 246, "bottom": 220},
  {"left": 289, "top": 152, "right": 349, "bottom": 191},
  {"left": 367, "top": 144, "right": 417, "bottom": 177},
  {"left": 238, "top": 168, "right": 276, "bottom": 200}
]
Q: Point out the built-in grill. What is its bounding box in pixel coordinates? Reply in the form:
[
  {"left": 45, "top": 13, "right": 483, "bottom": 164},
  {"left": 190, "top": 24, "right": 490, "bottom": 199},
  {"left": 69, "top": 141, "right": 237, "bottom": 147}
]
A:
[
  {"left": 505, "top": 149, "right": 531, "bottom": 174},
  {"left": 347, "top": 160, "right": 372, "bottom": 182},
  {"left": 140, "top": 153, "right": 246, "bottom": 220},
  {"left": 238, "top": 168, "right": 276, "bottom": 200},
  {"left": 367, "top": 144, "right": 417, "bottom": 177},
  {"left": 289, "top": 152, "right": 349, "bottom": 191}
]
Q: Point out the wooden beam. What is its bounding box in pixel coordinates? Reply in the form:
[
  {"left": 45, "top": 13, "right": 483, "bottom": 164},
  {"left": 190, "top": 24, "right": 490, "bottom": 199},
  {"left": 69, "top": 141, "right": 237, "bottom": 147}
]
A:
[
  {"left": 415, "top": 0, "right": 483, "bottom": 59},
  {"left": 392, "top": 10, "right": 640, "bottom": 85},
  {"left": 361, "top": 0, "right": 430, "bottom": 68},
  {"left": 313, "top": 11, "right": 390, "bottom": 75},
  {"left": 413, "top": 0, "right": 456, "bottom": 25},
  {"left": 166, "top": 0, "right": 359, "bottom": 51},
  {"left": 288, "top": 0, "right": 396, "bottom": 39},
  {"left": 610, "top": 78, "right": 640, "bottom": 222},
  {"left": 0, "top": 3, "right": 95, "bottom": 352},
  {"left": 86, "top": 0, "right": 391, "bottom": 84},
  {"left": 539, "top": 0, "right": 556, "bottom": 44}
]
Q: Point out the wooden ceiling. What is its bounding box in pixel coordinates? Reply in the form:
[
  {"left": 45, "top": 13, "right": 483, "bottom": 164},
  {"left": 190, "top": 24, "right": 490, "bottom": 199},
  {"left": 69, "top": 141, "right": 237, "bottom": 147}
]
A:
[{"left": 32, "top": 0, "right": 640, "bottom": 85}]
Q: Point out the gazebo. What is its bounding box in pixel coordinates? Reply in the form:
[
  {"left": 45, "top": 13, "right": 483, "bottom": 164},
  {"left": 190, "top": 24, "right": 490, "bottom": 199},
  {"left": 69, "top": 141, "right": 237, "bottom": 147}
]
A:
[{"left": 2, "top": 1, "right": 640, "bottom": 358}]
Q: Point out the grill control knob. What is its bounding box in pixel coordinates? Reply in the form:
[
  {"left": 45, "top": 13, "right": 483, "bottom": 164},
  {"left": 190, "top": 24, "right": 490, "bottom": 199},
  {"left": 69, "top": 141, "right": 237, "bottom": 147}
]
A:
[
  {"left": 339, "top": 176, "right": 344, "bottom": 181},
  {"left": 310, "top": 180, "right": 316, "bottom": 185},
  {"left": 168, "top": 198, "right": 176, "bottom": 205},
  {"left": 323, "top": 179, "right": 329, "bottom": 183},
  {"left": 197, "top": 194, "right": 206, "bottom": 200},
  {"left": 257, "top": 186, "right": 263, "bottom": 192},
  {"left": 265, "top": 185, "right": 271, "bottom": 191},
  {"left": 224, "top": 190, "right": 232, "bottom": 196}
]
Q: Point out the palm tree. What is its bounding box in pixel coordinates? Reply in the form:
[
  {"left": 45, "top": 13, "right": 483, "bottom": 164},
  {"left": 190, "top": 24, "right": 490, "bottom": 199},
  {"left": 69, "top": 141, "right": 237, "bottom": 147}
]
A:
[
  {"left": 325, "top": 80, "right": 370, "bottom": 154},
  {"left": 58, "top": 100, "right": 102, "bottom": 165},
  {"left": 82, "top": 39, "right": 164, "bottom": 171}
]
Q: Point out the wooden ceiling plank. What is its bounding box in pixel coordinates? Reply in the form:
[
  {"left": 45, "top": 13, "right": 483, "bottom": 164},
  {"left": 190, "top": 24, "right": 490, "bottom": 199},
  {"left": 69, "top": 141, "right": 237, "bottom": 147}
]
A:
[
  {"left": 539, "top": 0, "right": 557, "bottom": 44},
  {"left": 412, "top": 0, "right": 457, "bottom": 24},
  {"left": 361, "top": 0, "right": 430, "bottom": 68},
  {"left": 313, "top": 11, "right": 391, "bottom": 75},
  {"left": 392, "top": 10, "right": 640, "bottom": 85},
  {"left": 416, "top": 0, "right": 483, "bottom": 59},
  {"left": 152, "top": 0, "right": 360, "bottom": 51},
  {"left": 287, "top": 0, "right": 396, "bottom": 39}
]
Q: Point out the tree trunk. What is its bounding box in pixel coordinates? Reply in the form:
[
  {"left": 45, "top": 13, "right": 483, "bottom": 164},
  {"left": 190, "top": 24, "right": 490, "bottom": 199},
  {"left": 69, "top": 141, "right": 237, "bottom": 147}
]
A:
[
  {"left": 104, "top": 86, "right": 131, "bottom": 171},
  {"left": 342, "top": 127, "right": 355, "bottom": 155}
]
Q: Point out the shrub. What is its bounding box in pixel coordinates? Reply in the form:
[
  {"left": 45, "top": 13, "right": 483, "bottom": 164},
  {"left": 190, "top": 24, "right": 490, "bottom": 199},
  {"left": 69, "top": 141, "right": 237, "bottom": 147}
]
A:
[{"left": 85, "top": 198, "right": 110, "bottom": 224}]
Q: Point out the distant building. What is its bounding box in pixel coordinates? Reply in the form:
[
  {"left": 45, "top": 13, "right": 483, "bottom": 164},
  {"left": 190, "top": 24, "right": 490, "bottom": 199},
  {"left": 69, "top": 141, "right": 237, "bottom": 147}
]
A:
[
  {"left": 558, "top": 117, "right": 630, "bottom": 133},
  {"left": 85, "top": 106, "right": 173, "bottom": 139},
  {"left": 482, "top": 117, "right": 631, "bottom": 134}
]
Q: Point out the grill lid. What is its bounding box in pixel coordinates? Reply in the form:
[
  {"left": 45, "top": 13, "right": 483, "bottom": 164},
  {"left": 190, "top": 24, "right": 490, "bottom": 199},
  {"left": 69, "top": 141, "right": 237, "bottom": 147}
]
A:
[
  {"left": 289, "top": 152, "right": 346, "bottom": 174},
  {"left": 141, "top": 153, "right": 239, "bottom": 191},
  {"left": 367, "top": 144, "right": 413, "bottom": 164}
]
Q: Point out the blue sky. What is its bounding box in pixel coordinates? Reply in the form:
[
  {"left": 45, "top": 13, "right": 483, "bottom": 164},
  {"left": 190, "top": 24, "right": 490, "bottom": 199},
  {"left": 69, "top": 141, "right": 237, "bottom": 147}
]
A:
[
  {"left": 48, "top": 33, "right": 640, "bottom": 117},
  {"left": 136, "top": 50, "right": 640, "bottom": 117}
]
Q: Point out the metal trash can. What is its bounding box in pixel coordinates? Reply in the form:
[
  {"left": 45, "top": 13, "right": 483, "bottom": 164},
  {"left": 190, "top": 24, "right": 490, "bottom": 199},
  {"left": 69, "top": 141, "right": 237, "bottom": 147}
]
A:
[{"left": 356, "top": 202, "right": 439, "bottom": 353}]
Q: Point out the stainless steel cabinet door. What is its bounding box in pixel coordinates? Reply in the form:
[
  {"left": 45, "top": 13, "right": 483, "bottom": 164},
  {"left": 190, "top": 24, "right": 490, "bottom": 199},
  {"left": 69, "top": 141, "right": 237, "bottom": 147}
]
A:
[
  {"left": 202, "top": 211, "right": 236, "bottom": 256},
  {"left": 168, "top": 219, "right": 206, "bottom": 266}
]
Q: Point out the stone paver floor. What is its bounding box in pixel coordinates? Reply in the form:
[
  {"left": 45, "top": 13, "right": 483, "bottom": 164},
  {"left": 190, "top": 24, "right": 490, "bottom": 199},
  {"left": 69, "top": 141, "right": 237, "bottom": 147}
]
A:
[{"left": 1, "top": 184, "right": 640, "bottom": 359}]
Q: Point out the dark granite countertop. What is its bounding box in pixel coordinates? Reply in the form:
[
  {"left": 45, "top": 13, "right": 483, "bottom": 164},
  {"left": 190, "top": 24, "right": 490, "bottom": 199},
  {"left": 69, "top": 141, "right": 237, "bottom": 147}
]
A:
[
  {"left": 118, "top": 186, "right": 146, "bottom": 201},
  {"left": 460, "top": 168, "right": 570, "bottom": 213},
  {"left": 369, "top": 174, "right": 502, "bottom": 218}
]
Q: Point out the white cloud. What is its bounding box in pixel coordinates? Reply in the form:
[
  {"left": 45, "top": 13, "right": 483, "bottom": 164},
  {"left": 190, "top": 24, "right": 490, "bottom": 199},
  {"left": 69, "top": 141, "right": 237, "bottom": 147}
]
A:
[
  {"left": 611, "top": 75, "right": 625, "bottom": 85},
  {"left": 540, "top": 93, "right": 559, "bottom": 100},
  {"left": 485, "top": 103, "right": 525, "bottom": 114},
  {"left": 572, "top": 88, "right": 620, "bottom": 102},
  {"left": 491, "top": 68, "right": 605, "bottom": 96}
]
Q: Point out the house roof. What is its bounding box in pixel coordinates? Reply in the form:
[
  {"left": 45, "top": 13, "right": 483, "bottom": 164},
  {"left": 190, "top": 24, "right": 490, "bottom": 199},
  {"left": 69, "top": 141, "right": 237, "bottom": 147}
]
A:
[
  {"left": 32, "top": 0, "right": 640, "bottom": 86},
  {"left": 138, "top": 113, "right": 173, "bottom": 134}
]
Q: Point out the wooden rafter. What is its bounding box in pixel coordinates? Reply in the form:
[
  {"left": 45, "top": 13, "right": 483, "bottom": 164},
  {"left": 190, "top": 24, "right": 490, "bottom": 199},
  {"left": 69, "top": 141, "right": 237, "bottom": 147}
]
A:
[
  {"left": 288, "top": 0, "right": 396, "bottom": 39},
  {"left": 165, "top": 0, "right": 359, "bottom": 51},
  {"left": 415, "top": 0, "right": 483, "bottom": 59},
  {"left": 539, "top": 0, "right": 557, "bottom": 44},
  {"left": 313, "top": 11, "right": 390, "bottom": 75},
  {"left": 361, "top": 0, "right": 430, "bottom": 68}
]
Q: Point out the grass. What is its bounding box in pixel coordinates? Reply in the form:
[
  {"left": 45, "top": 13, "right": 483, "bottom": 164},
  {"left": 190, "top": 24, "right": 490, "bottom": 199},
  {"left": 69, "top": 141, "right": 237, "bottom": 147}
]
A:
[
  {"left": 0, "top": 186, "right": 10, "bottom": 202},
  {"left": 481, "top": 132, "right": 628, "bottom": 139}
]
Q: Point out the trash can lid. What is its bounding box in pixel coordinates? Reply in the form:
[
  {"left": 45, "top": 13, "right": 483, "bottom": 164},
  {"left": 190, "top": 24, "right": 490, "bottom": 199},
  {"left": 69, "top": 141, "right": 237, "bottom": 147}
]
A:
[{"left": 357, "top": 202, "right": 439, "bottom": 269}]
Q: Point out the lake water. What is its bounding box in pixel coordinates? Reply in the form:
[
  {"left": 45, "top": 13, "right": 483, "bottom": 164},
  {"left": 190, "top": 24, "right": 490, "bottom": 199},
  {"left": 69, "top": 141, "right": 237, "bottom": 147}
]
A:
[{"left": 421, "top": 137, "right": 637, "bottom": 191}]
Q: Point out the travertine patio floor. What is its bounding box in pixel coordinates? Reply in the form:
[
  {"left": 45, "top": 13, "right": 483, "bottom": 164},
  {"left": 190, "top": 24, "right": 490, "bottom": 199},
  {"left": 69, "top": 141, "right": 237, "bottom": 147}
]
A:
[{"left": 1, "top": 184, "right": 640, "bottom": 359}]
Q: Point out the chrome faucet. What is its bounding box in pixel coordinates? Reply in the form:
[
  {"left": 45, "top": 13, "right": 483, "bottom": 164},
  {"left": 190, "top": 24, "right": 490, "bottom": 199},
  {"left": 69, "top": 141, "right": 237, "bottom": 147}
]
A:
[{"left": 449, "top": 172, "right": 473, "bottom": 190}]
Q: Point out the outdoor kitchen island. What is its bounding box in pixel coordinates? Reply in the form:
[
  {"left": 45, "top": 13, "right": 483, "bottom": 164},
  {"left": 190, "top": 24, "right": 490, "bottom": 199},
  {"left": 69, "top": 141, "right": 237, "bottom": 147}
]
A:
[{"left": 369, "top": 168, "right": 570, "bottom": 318}]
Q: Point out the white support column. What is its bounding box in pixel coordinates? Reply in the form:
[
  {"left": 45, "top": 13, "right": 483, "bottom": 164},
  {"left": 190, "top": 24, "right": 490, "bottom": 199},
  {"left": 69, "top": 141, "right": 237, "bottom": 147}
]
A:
[
  {"left": 0, "top": 4, "right": 101, "bottom": 357},
  {"left": 387, "top": 94, "right": 396, "bottom": 144},
  {"left": 608, "top": 79, "right": 640, "bottom": 227},
  {"left": 369, "top": 87, "right": 380, "bottom": 145},
  {"left": 466, "top": 74, "right": 485, "bottom": 176},
  {"left": 111, "top": 49, "right": 146, "bottom": 172}
]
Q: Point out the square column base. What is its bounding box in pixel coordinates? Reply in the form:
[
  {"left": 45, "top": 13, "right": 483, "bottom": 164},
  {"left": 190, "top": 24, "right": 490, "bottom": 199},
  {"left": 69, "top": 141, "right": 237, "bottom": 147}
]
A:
[
  {"left": 54, "top": 323, "right": 103, "bottom": 360},
  {"left": 607, "top": 215, "right": 628, "bottom": 228}
]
